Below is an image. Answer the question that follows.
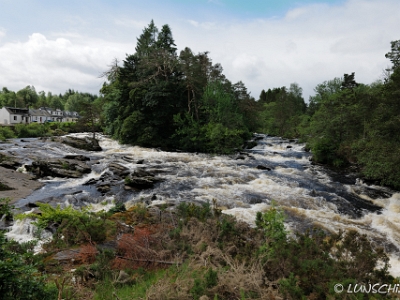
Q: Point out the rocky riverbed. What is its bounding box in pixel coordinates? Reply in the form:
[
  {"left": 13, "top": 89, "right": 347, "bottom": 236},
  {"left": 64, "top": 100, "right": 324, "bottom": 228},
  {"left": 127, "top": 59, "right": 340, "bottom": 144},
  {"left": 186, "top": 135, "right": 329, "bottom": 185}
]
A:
[
  {"left": 0, "top": 166, "right": 43, "bottom": 202},
  {"left": 2, "top": 133, "right": 400, "bottom": 276}
]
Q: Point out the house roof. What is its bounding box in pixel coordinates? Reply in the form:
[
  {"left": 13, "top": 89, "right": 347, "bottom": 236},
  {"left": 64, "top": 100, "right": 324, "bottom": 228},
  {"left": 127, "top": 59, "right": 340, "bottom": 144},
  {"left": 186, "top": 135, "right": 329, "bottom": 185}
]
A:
[
  {"left": 2, "top": 106, "right": 79, "bottom": 118},
  {"left": 4, "top": 107, "right": 29, "bottom": 115},
  {"left": 29, "top": 109, "right": 51, "bottom": 117}
]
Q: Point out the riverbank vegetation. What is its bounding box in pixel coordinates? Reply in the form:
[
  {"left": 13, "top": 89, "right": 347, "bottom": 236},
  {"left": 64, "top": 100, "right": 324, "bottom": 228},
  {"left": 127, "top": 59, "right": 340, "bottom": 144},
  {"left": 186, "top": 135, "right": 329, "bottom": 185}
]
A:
[
  {"left": 255, "top": 40, "right": 400, "bottom": 190},
  {"left": 0, "top": 197, "right": 397, "bottom": 299}
]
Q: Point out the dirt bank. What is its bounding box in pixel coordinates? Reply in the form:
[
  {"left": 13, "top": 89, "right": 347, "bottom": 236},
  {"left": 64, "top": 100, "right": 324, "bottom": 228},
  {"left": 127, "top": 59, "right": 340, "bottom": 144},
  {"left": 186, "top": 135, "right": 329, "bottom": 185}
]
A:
[{"left": 0, "top": 166, "right": 43, "bottom": 204}]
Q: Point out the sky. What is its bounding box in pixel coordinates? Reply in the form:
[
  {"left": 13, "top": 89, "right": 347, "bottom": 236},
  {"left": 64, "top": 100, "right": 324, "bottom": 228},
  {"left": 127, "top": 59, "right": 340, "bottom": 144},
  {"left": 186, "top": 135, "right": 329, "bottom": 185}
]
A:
[{"left": 0, "top": 0, "right": 399, "bottom": 101}]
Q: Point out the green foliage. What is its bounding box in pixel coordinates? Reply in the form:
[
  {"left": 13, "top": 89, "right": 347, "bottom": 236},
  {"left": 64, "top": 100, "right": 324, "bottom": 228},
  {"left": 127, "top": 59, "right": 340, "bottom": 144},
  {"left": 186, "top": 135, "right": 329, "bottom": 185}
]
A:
[
  {"left": 94, "top": 268, "right": 166, "bottom": 300},
  {"left": 190, "top": 268, "right": 218, "bottom": 300},
  {"left": 0, "top": 198, "right": 14, "bottom": 220},
  {"left": 256, "top": 205, "right": 287, "bottom": 243},
  {"left": 0, "top": 231, "right": 57, "bottom": 300},
  {"left": 15, "top": 123, "right": 44, "bottom": 138},
  {"left": 101, "top": 20, "right": 254, "bottom": 153},
  {"left": 259, "top": 84, "right": 306, "bottom": 137},
  {"left": 0, "top": 126, "right": 16, "bottom": 141},
  {"left": 256, "top": 206, "right": 391, "bottom": 299},
  {"left": 176, "top": 201, "right": 213, "bottom": 223},
  {"left": 218, "top": 215, "right": 237, "bottom": 241},
  {"left": 204, "top": 268, "right": 218, "bottom": 288},
  {"left": 279, "top": 273, "right": 304, "bottom": 300},
  {"left": 108, "top": 202, "right": 126, "bottom": 215},
  {"left": 17, "top": 204, "right": 111, "bottom": 247}
]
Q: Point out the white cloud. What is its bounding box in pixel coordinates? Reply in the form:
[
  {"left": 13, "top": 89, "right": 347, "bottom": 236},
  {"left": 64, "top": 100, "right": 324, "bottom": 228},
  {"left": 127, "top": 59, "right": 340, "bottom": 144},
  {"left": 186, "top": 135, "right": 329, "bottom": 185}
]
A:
[
  {"left": 0, "top": 32, "right": 133, "bottom": 94},
  {"left": 0, "top": 0, "right": 399, "bottom": 100},
  {"left": 174, "top": 0, "right": 400, "bottom": 99}
]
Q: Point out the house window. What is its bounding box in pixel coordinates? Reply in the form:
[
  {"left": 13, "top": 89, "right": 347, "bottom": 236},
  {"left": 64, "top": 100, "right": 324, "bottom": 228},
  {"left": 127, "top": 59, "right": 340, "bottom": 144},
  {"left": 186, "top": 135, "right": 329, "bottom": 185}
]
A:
[{"left": 13, "top": 116, "right": 17, "bottom": 121}]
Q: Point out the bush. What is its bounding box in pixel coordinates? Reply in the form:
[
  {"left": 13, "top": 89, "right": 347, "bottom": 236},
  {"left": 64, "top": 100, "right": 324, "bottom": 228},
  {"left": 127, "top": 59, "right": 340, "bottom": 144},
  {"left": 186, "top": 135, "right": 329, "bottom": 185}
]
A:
[
  {"left": 17, "top": 204, "right": 111, "bottom": 247},
  {"left": 176, "top": 201, "right": 213, "bottom": 223},
  {"left": 0, "top": 198, "right": 14, "bottom": 220},
  {"left": 256, "top": 207, "right": 392, "bottom": 299},
  {"left": 0, "top": 126, "right": 16, "bottom": 141},
  {"left": 0, "top": 231, "right": 58, "bottom": 299},
  {"left": 15, "top": 123, "right": 49, "bottom": 138}
]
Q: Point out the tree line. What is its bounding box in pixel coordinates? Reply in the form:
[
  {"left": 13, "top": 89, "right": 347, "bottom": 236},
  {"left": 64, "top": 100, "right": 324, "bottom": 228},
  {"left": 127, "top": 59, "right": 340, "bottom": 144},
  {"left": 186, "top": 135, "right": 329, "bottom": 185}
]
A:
[
  {"left": 100, "top": 20, "right": 259, "bottom": 153},
  {"left": 0, "top": 87, "right": 100, "bottom": 113},
  {"left": 2, "top": 20, "right": 399, "bottom": 189},
  {"left": 254, "top": 40, "right": 400, "bottom": 189}
]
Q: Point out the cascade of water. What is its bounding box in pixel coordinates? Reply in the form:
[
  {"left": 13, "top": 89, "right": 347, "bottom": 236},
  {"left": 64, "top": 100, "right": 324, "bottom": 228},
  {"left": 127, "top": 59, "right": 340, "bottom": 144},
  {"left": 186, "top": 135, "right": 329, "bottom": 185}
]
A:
[{"left": 1, "top": 133, "right": 399, "bottom": 275}]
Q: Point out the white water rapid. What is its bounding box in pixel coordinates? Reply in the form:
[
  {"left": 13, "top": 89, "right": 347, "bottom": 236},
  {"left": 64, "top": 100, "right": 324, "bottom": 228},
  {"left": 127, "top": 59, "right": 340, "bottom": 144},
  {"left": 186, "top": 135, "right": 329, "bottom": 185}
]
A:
[{"left": 1, "top": 133, "right": 400, "bottom": 275}]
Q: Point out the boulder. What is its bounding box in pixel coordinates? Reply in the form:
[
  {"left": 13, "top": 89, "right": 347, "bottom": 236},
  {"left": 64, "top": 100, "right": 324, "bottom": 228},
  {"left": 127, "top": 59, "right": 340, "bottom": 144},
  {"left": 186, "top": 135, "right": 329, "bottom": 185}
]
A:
[
  {"left": 108, "top": 163, "right": 130, "bottom": 178},
  {"left": 256, "top": 165, "right": 272, "bottom": 171},
  {"left": 61, "top": 136, "right": 102, "bottom": 151},
  {"left": 26, "top": 158, "right": 91, "bottom": 178},
  {"left": 124, "top": 169, "right": 162, "bottom": 190},
  {"left": 64, "top": 155, "right": 90, "bottom": 161},
  {"left": 0, "top": 153, "right": 22, "bottom": 170},
  {"left": 97, "top": 184, "right": 111, "bottom": 193}
]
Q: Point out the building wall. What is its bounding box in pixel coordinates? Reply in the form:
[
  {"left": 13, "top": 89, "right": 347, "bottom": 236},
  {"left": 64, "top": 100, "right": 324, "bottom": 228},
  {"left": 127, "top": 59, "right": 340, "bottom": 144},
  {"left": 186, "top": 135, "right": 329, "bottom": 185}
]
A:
[
  {"left": 1, "top": 107, "right": 79, "bottom": 125},
  {"left": 10, "top": 114, "right": 28, "bottom": 124},
  {"left": 0, "top": 107, "right": 10, "bottom": 125}
]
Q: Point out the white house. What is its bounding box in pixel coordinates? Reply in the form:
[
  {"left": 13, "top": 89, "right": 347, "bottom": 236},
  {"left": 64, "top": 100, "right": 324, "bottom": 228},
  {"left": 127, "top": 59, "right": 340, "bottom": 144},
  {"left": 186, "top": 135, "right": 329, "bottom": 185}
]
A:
[
  {"left": 0, "top": 107, "right": 30, "bottom": 125},
  {"left": 63, "top": 111, "right": 79, "bottom": 122},
  {"left": 29, "top": 108, "right": 51, "bottom": 123},
  {"left": 39, "top": 107, "right": 64, "bottom": 122},
  {"left": 0, "top": 106, "right": 80, "bottom": 125}
]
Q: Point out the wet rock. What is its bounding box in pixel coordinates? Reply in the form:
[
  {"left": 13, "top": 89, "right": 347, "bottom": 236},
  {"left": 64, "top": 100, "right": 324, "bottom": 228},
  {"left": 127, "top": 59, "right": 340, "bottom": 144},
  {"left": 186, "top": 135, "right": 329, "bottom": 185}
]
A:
[
  {"left": 0, "top": 153, "right": 22, "bottom": 170},
  {"left": 244, "top": 141, "right": 258, "bottom": 149},
  {"left": 83, "top": 178, "right": 97, "bottom": 185},
  {"left": 26, "top": 159, "right": 91, "bottom": 178},
  {"left": 97, "top": 184, "right": 111, "bottom": 193},
  {"left": 64, "top": 155, "right": 90, "bottom": 161},
  {"left": 121, "top": 155, "right": 135, "bottom": 162},
  {"left": 61, "top": 136, "right": 102, "bottom": 151},
  {"left": 286, "top": 145, "right": 292, "bottom": 149},
  {"left": 352, "top": 185, "right": 392, "bottom": 199},
  {"left": 256, "top": 165, "right": 272, "bottom": 171},
  {"left": 45, "top": 222, "right": 59, "bottom": 234},
  {"left": 136, "top": 159, "right": 145, "bottom": 164},
  {"left": 108, "top": 163, "right": 130, "bottom": 178},
  {"left": 125, "top": 177, "right": 159, "bottom": 190},
  {"left": 248, "top": 198, "right": 263, "bottom": 204},
  {"left": 124, "top": 169, "right": 162, "bottom": 190}
]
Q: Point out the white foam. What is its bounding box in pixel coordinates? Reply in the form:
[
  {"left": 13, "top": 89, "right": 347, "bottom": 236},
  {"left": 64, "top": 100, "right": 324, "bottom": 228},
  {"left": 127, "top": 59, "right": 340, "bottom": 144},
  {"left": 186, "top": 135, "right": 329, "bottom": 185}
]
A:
[{"left": 223, "top": 203, "right": 270, "bottom": 225}]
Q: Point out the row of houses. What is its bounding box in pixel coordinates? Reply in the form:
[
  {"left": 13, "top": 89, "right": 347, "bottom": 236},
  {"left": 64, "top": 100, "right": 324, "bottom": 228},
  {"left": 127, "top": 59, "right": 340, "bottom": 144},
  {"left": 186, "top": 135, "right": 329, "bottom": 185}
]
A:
[{"left": 0, "top": 107, "right": 79, "bottom": 125}]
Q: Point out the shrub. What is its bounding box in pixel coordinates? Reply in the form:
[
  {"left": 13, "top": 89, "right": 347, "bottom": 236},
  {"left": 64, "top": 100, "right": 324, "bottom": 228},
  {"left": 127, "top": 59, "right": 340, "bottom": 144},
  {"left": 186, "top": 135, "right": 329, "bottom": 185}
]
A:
[
  {"left": 0, "top": 231, "right": 58, "bottom": 299},
  {"left": 256, "top": 207, "right": 391, "bottom": 299},
  {"left": 0, "top": 198, "right": 14, "bottom": 220},
  {"left": 0, "top": 126, "right": 16, "bottom": 140},
  {"left": 17, "top": 204, "right": 111, "bottom": 247}
]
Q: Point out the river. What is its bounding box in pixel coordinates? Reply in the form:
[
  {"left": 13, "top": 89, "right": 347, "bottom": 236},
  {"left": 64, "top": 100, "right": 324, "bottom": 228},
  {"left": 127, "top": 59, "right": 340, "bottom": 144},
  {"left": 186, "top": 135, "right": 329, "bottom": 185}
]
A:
[{"left": 2, "top": 133, "right": 400, "bottom": 275}]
